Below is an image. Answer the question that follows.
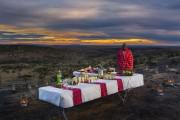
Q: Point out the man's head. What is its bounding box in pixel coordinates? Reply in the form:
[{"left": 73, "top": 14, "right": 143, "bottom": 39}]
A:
[{"left": 122, "top": 43, "right": 127, "bottom": 50}]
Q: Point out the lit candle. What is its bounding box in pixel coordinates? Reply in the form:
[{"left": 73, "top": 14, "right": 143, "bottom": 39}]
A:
[{"left": 20, "top": 95, "right": 28, "bottom": 107}]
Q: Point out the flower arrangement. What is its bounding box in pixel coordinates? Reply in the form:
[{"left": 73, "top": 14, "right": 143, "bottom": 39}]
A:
[{"left": 121, "top": 70, "right": 133, "bottom": 76}]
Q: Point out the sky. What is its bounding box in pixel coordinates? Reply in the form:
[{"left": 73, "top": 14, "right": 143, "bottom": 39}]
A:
[{"left": 0, "top": 0, "right": 180, "bottom": 45}]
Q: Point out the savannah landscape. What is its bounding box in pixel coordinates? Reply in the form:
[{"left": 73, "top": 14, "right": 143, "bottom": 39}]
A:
[
  {"left": 0, "top": 45, "right": 180, "bottom": 120},
  {"left": 1, "top": 0, "right": 180, "bottom": 119}
]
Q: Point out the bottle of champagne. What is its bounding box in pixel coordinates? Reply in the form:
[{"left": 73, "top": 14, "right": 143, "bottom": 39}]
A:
[{"left": 56, "top": 70, "right": 62, "bottom": 85}]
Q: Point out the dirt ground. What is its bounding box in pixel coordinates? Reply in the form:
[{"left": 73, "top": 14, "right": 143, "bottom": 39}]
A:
[
  {"left": 0, "top": 45, "right": 180, "bottom": 120},
  {"left": 1, "top": 75, "right": 180, "bottom": 120}
]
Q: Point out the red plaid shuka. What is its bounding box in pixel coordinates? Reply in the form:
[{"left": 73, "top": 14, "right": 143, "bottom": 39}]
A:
[{"left": 117, "top": 48, "right": 134, "bottom": 71}]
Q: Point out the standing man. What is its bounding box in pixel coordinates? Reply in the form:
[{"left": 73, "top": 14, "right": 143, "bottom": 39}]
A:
[{"left": 117, "top": 43, "right": 134, "bottom": 75}]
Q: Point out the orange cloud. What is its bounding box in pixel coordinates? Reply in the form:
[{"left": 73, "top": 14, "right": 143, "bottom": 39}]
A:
[
  {"left": 8, "top": 40, "right": 75, "bottom": 45},
  {"left": 4, "top": 38, "right": 157, "bottom": 45},
  {"left": 0, "top": 24, "right": 105, "bottom": 39},
  {"left": 81, "top": 38, "right": 157, "bottom": 45},
  {"left": 0, "top": 24, "right": 158, "bottom": 45}
]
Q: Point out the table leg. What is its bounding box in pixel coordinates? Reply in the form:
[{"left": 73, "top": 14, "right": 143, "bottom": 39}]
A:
[
  {"left": 118, "top": 90, "right": 130, "bottom": 104},
  {"left": 60, "top": 108, "right": 68, "bottom": 120}
]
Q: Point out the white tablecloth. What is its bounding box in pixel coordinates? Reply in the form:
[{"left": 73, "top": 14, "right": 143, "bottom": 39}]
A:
[
  {"left": 115, "top": 73, "right": 144, "bottom": 90},
  {"left": 93, "top": 79, "right": 119, "bottom": 95},
  {"left": 39, "top": 73, "right": 144, "bottom": 108},
  {"left": 39, "top": 86, "right": 73, "bottom": 108},
  {"left": 66, "top": 83, "right": 101, "bottom": 103}
]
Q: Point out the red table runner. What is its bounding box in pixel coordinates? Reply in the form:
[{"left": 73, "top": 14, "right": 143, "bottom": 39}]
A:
[
  {"left": 62, "top": 86, "right": 82, "bottom": 106},
  {"left": 115, "top": 79, "right": 124, "bottom": 91}
]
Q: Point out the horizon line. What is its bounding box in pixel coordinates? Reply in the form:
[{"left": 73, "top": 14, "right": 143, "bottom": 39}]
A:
[{"left": 0, "top": 43, "right": 180, "bottom": 47}]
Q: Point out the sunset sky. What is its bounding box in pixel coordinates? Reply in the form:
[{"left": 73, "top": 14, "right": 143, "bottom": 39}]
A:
[{"left": 0, "top": 0, "right": 180, "bottom": 45}]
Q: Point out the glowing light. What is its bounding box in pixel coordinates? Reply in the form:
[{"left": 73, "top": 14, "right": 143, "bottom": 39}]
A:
[{"left": 81, "top": 38, "right": 157, "bottom": 45}]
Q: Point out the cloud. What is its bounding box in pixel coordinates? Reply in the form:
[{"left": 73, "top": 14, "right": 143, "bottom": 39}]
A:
[
  {"left": 0, "top": 0, "right": 180, "bottom": 45},
  {"left": 0, "top": 24, "right": 108, "bottom": 44},
  {"left": 81, "top": 38, "right": 158, "bottom": 45},
  {"left": 0, "top": 24, "right": 157, "bottom": 45},
  {"left": 40, "top": 8, "right": 99, "bottom": 20}
]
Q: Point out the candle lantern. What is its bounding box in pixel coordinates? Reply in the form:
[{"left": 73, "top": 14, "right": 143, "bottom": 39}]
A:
[
  {"left": 77, "top": 77, "right": 80, "bottom": 84},
  {"left": 164, "top": 79, "right": 175, "bottom": 86},
  {"left": 154, "top": 85, "right": 164, "bottom": 96},
  {"left": 20, "top": 95, "right": 29, "bottom": 107},
  {"left": 72, "top": 77, "right": 77, "bottom": 84}
]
